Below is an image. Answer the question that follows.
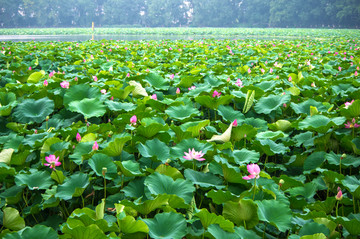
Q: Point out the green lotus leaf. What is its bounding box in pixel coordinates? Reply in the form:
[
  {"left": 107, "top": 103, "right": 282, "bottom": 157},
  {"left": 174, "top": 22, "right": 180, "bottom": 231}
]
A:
[
  {"left": 88, "top": 153, "right": 118, "bottom": 180},
  {"left": 335, "top": 217, "right": 360, "bottom": 236},
  {"left": 206, "top": 189, "right": 238, "bottom": 205},
  {"left": 13, "top": 97, "right": 54, "bottom": 124},
  {"left": 307, "top": 197, "right": 336, "bottom": 214},
  {"left": 325, "top": 152, "right": 360, "bottom": 167},
  {"left": 68, "top": 98, "right": 106, "bottom": 118},
  {"left": 243, "top": 117, "right": 268, "bottom": 131},
  {"left": 119, "top": 216, "right": 149, "bottom": 235},
  {"left": 0, "top": 92, "right": 16, "bottom": 116},
  {"left": 15, "top": 169, "right": 53, "bottom": 190},
  {"left": 63, "top": 84, "right": 101, "bottom": 106},
  {"left": 105, "top": 101, "right": 137, "bottom": 112},
  {"left": 102, "top": 136, "right": 131, "bottom": 157},
  {"left": 155, "top": 164, "right": 184, "bottom": 180},
  {"left": 142, "top": 212, "right": 187, "bottom": 239},
  {"left": 288, "top": 183, "right": 317, "bottom": 199},
  {"left": 27, "top": 71, "right": 45, "bottom": 83},
  {"left": 129, "top": 80, "right": 148, "bottom": 97},
  {"left": 0, "top": 185, "right": 24, "bottom": 205},
  {"left": 195, "top": 208, "right": 234, "bottom": 232},
  {"left": 137, "top": 138, "right": 170, "bottom": 163},
  {"left": 268, "top": 119, "right": 292, "bottom": 132},
  {"left": 144, "top": 172, "right": 195, "bottom": 204},
  {"left": 303, "top": 151, "right": 326, "bottom": 172},
  {"left": 217, "top": 105, "right": 245, "bottom": 123},
  {"left": 122, "top": 177, "right": 146, "bottom": 199},
  {"left": 254, "top": 94, "right": 290, "bottom": 114},
  {"left": 116, "top": 160, "right": 143, "bottom": 177},
  {"left": 298, "top": 115, "right": 346, "bottom": 134},
  {"left": 144, "top": 73, "right": 169, "bottom": 90},
  {"left": 207, "top": 123, "right": 233, "bottom": 143},
  {"left": 137, "top": 123, "right": 170, "bottom": 138},
  {"left": 223, "top": 199, "right": 259, "bottom": 229},
  {"left": 243, "top": 89, "right": 255, "bottom": 114},
  {"left": 184, "top": 169, "right": 225, "bottom": 189},
  {"left": 291, "top": 99, "right": 331, "bottom": 115},
  {"left": 255, "top": 80, "right": 278, "bottom": 92},
  {"left": 232, "top": 149, "right": 260, "bottom": 164},
  {"left": 55, "top": 173, "right": 89, "bottom": 200},
  {"left": 341, "top": 176, "right": 360, "bottom": 198},
  {"left": 207, "top": 224, "right": 239, "bottom": 239},
  {"left": 69, "top": 142, "right": 94, "bottom": 165},
  {"left": 293, "top": 132, "right": 314, "bottom": 148},
  {"left": 299, "top": 222, "right": 330, "bottom": 237},
  {"left": 256, "top": 200, "right": 292, "bottom": 232},
  {"left": 253, "top": 139, "right": 289, "bottom": 156},
  {"left": 121, "top": 194, "right": 170, "bottom": 215},
  {"left": 232, "top": 125, "right": 258, "bottom": 143},
  {"left": 62, "top": 224, "right": 106, "bottom": 239},
  {"left": 110, "top": 85, "right": 135, "bottom": 100},
  {"left": 2, "top": 207, "right": 25, "bottom": 231},
  {"left": 0, "top": 163, "right": 16, "bottom": 180},
  {"left": 165, "top": 104, "right": 200, "bottom": 121},
  {"left": 180, "top": 120, "right": 210, "bottom": 138},
  {"left": 256, "top": 131, "right": 287, "bottom": 140},
  {"left": 340, "top": 100, "right": 360, "bottom": 118},
  {"left": 3, "top": 225, "right": 58, "bottom": 239},
  {"left": 221, "top": 162, "right": 244, "bottom": 183}
]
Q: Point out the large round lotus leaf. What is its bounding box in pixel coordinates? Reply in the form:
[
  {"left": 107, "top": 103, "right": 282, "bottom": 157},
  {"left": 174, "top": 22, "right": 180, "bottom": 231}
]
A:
[
  {"left": 217, "top": 105, "right": 245, "bottom": 123},
  {"left": 116, "top": 160, "right": 143, "bottom": 177},
  {"left": 2, "top": 207, "right": 25, "bottom": 231},
  {"left": 105, "top": 101, "right": 137, "bottom": 112},
  {"left": 144, "top": 73, "right": 169, "bottom": 90},
  {"left": 122, "top": 177, "right": 146, "bottom": 199},
  {"left": 232, "top": 149, "right": 260, "bottom": 164},
  {"left": 256, "top": 200, "right": 292, "bottom": 232},
  {"left": 144, "top": 172, "right": 195, "bottom": 204},
  {"left": 256, "top": 131, "right": 287, "bottom": 140},
  {"left": 137, "top": 123, "right": 170, "bottom": 138},
  {"left": 0, "top": 92, "right": 16, "bottom": 116},
  {"left": 223, "top": 199, "right": 259, "bottom": 229},
  {"left": 207, "top": 224, "right": 261, "bottom": 239},
  {"left": 62, "top": 224, "right": 106, "bottom": 239},
  {"left": 68, "top": 98, "right": 106, "bottom": 118},
  {"left": 206, "top": 189, "right": 238, "bottom": 205},
  {"left": 103, "top": 136, "right": 131, "bottom": 157},
  {"left": 118, "top": 216, "right": 149, "bottom": 235},
  {"left": 13, "top": 97, "right": 54, "bottom": 124},
  {"left": 15, "top": 169, "right": 53, "bottom": 190},
  {"left": 340, "top": 99, "right": 360, "bottom": 118},
  {"left": 121, "top": 194, "right": 169, "bottom": 215},
  {"left": 254, "top": 94, "right": 290, "bottom": 114},
  {"left": 3, "top": 225, "right": 58, "bottom": 239},
  {"left": 291, "top": 99, "right": 331, "bottom": 115},
  {"left": 195, "top": 208, "right": 234, "bottom": 231},
  {"left": 63, "top": 84, "right": 101, "bottom": 106},
  {"left": 155, "top": 164, "right": 183, "bottom": 180},
  {"left": 55, "top": 173, "right": 89, "bottom": 200},
  {"left": 184, "top": 169, "right": 225, "bottom": 189},
  {"left": 27, "top": 71, "right": 45, "bottom": 83},
  {"left": 88, "top": 153, "right": 118, "bottom": 180},
  {"left": 165, "top": 104, "right": 200, "bottom": 121},
  {"left": 137, "top": 138, "right": 170, "bottom": 163},
  {"left": 298, "top": 115, "right": 346, "bottom": 134},
  {"left": 253, "top": 139, "right": 289, "bottom": 156},
  {"left": 298, "top": 222, "right": 330, "bottom": 237},
  {"left": 142, "top": 212, "right": 187, "bottom": 239}
]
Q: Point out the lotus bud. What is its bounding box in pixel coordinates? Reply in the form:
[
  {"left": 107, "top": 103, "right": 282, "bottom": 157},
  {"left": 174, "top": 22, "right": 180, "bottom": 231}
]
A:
[
  {"left": 102, "top": 167, "right": 107, "bottom": 176},
  {"left": 279, "top": 179, "right": 285, "bottom": 186}
]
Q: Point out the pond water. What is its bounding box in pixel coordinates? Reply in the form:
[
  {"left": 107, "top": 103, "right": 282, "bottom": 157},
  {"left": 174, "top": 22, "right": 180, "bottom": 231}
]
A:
[{"left": 0, "top": 34, "right": 304, "bottom": 42}]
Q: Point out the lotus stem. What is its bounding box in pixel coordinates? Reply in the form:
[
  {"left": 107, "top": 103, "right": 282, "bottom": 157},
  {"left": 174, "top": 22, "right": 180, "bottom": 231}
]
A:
[
  {"left": 252, "top": 178, "right": 257, "bottom": 201},
  {"left": 336, "top": 200, "right": 339, "bottom": 217}
]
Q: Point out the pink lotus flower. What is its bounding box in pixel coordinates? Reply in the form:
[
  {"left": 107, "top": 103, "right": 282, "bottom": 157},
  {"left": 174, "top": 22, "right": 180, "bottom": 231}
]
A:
[
  {"left": 76, "top": 133, "right": 81, "bottom": 142},
  {"left": 233, "top": 119, "right": 238, "bottom": 127},
  {"left": 288, "top": 76, "right": 292, "bottom": 82},
  {"left": 235, "top": 79, "right": 243, "bottom": 87},
  {"left": 188, "top": 86, "right": 196, "bottom": 91},
  {"left": 49, "top": 71, "right": 54, "bottom": 78},
  {"left": 270, "top": 68, "right": 273, "bottom": 73},
  {"left": 126, "top": 73, "right": 130, "bottom": 77},
  {"left": 247, "top": 68, "right": 251, "bottom": 74},
  {"left": 183, "top": 148, "right": 205, "bottom": 161},
  {"left": 261, "top": 68, "right": 265, "bottom": 74},
  {"left": 170, "top": 74, "right": 175, "bottom": 80},
  {"left": 212, "top": 90, "right": 221, "bottom": 98},
  {"left": 242, "top": 163, "right": 260, "bottom": 180},
  {"left": 28, "top": 67, "right": 32, "bottom": 71},
  {"left": 44, "top": 155, "right": 61, "bottom": 170},
  {"left": 355, "top": 71, "right": 358, "bottom": 77},
  {"left": 92, "top": 141, "right": 99, "bottom": 151},
  {"left": 151, "top": 94, "right": 157, "bottom": 100},
  {"left": 74, "top": 76, "right": 78, "bottom": 81},
  {"left": 43, "top": 80, "right": 48, "bottom": 87},
  {"left": 130, "top": 115, "right": 137, "bottom": 125},
  {"left": 338, "top": 66, "right": 342, "bottom": 71},
  {"left": 101, "top": 89, "right": 106, "bottom": 94},
  {"left": 176, "top": 88, "right": 180, "bottom": 94},
  {"left": 345, "top": 100, "right": 354, "bottom": 109},
  {"left": 311, "top": 82, "right": 316, "bottom": 87},
  {"left": 344, "top": 118, "right": 360, "bottom": 128},
  {"left": 336, "top": 188, "right": 343, "bottom": 200},
  {"left": 60, "top": 81, "right": 69, "bottom": 89},
  {"left": 93, "top": 76, "right": 98, "bottom": 82}
]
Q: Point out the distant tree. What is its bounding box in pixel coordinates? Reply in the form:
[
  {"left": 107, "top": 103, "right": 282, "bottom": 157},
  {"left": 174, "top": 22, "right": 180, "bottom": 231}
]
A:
[
  {"left": 241, "top": 0, "right": 270, "bottom": 27},
  {"left": 0, "top": 0, "right": 23, "bottom": 27},
  {"left": 103, "top": 0, "right": 144, "bottom": 26}
]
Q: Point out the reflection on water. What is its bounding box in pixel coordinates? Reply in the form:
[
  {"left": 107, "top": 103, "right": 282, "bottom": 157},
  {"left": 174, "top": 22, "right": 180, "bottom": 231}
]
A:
[{"left": 0, "top": 34, "right": 302, "bottom": 42}]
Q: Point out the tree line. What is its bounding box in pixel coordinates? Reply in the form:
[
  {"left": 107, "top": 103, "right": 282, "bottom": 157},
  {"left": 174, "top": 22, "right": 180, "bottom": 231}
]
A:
[{"left": 1, "top": 0, "right": 359, "bottom": 28}]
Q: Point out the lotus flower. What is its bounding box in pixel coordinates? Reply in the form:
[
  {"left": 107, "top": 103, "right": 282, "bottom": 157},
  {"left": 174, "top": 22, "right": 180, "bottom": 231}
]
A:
[
  {"left": 288, "top": 76, "right": 292, "bottom": 82},
  {"left": 242, "top": 163, "right": 260, "bottom": 180},
  {"left": 183, "top": 148, "right": 205, "bottom": 161},
  {"left": 336, "top": 188, "right": 343, "bottom": 201},
  {"left": 92, "top": 141, "right": 99, "bottom": 151},
  {"left": 344, "top": 100, "right": 354, "bottom": 109},
  {"left": 43, "top": 80, "right": 48, "bottom": 87},
  {"left": 235, "top": 79, "right": 243, "bottom": 87},
  {"left": 344, "top": 118, "right": 360, "bottom": 128},
  {"left": 170, "top": 74, "right": 175, "bottom": 80},
  {"left": 60, "top": 81, "right": 69, "bottom": 89},
  {"left": 130, "top": 115, "right": 137, "bottom": 125},
  {"left": 93, "top": 76, "right": 98, "bottom": 82},
  {"left": 247, "top": 68, "right": 251, "bottom": 74},
  {"left": 355, "top": 71, "right": 358, "bottom": 77},
  {"left": 44, "top": 155, "right": 61, "bottom": 170},
  {"left": 176, "top": 88, "right": 180, "bottom": 94},
  {"left": 261, "top": 68, "right": 265, "bottom": 74},
  {"left": 151, "top": 94, "right": 157, "bottom": 100},
  {"left": 212, "top": 90, "right": 221, "bottom": 98},
  {"left": 100, "top": 89, "right": 106, "bottom": 94},
  {"left": 233, "top": 119, "right": 238, "bottom": 127},
  {"left": 76, "top": 133, "right": 81, "bottom": 142},
  {"left": 49, "top": 71, "right": 54, "bottom": 78}
]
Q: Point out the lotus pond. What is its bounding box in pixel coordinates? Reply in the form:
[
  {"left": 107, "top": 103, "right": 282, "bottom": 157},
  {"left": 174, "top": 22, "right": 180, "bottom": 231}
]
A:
[{"left": 0, "top": 31, "right": 360, "bottom": 239}]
